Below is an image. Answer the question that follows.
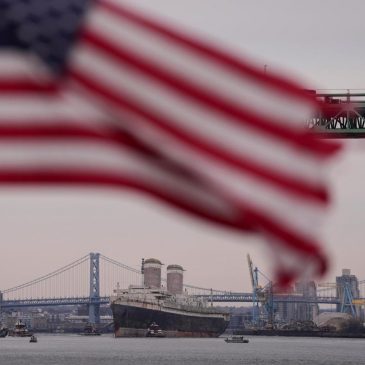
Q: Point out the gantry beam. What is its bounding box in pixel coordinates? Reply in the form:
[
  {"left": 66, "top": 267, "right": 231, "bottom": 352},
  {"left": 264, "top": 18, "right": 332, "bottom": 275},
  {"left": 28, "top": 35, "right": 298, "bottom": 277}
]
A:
[
  {"left": 1, "top": 296, "right": 110, "bottom": 308},
  {"left": 309, "top": 91, "right": 365, "bottom": 138}
]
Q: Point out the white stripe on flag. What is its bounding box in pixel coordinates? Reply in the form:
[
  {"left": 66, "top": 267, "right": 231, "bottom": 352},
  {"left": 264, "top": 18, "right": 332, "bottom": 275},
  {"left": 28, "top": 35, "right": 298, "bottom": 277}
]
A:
[
  {"left": 71, "top": 46, "right": 324, "bottom": 188},
  {"left": 93, "top": 1, "right": 315, "bottom": 124}
]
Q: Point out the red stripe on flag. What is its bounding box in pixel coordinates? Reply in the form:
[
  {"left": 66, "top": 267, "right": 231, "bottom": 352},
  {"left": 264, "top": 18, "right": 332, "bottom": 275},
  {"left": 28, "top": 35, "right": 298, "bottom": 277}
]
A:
[
  {"left": 0, "top": 169, "right": 250, "bottom": 230},
  {"left": 0, "top": 121, "right": 329, "bottom": 203},
  {"left": 80, "top": 29, "right": 339, "bottom": 157},
  {"left": 99, "top": 0, "right": 321, "bottom": 104},
  {"left": 0, "top": 165, "right": 326, "bottom": 279},
  {"left": 0, "top": 80, "right": 59, "bottom": 93}
]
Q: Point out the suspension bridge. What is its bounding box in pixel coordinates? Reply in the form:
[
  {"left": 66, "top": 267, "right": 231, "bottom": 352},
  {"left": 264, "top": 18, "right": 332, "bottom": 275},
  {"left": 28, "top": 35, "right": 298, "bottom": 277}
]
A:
[{"left": 1, "top": 252, "right": 365, "bottom": 324}]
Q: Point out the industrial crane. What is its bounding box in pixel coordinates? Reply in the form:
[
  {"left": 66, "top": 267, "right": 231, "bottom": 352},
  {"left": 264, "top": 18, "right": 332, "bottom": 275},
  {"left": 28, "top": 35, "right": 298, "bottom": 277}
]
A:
[
  {"left": 247, "top": 254, "right": 259, "bottom": 324},
  {"left": 246, "top": 254, "right": 274, "bottom": 328},
  {"left": 318, "top": 282, "right": 359, "bottom": 317}
]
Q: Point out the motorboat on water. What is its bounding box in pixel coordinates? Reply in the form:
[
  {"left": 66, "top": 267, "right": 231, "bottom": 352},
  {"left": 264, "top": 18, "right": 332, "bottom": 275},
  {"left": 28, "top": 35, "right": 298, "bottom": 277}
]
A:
[
  {"left": 8, "top": 320, "right": 33, "bottom": 337},
  {"left": 146, "top": 322, "right": 166, "bottom": 338},
  {"left": 80, "top": 323, "right": 101, "bottom": 336},
  {"left": 29, "top": 335, "right": 38, "bottom": 343},
  {"left": 224, "top": 335, "right": 249, "bottom": 343},
  {"left": 0, "top": 326, "right": 8, "bottom": 338}
]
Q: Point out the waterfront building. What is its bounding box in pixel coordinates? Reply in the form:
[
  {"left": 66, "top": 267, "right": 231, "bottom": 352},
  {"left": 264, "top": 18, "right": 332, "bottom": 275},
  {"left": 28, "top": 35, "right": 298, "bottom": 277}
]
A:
[
  {"left": 295, "top": 281, "right": 319, "bottom": 321},
  {"left": 275, "top": 286, "right": 296, "bottom": 322}
]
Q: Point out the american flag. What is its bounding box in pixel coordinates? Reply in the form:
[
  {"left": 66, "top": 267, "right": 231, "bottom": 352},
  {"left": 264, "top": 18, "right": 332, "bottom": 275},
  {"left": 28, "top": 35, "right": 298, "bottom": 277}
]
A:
[{"left": 0, "top": 0, "right": 340, "bottom": 286}]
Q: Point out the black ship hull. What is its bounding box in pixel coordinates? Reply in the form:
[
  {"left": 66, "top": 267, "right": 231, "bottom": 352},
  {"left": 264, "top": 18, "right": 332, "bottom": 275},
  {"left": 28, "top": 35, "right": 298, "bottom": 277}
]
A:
[
  {"left": 7, "top": 331, "right": 33, "bottom": 337},
  {"left": 111, "top": 303, "right": 229, "bottom": 338}
]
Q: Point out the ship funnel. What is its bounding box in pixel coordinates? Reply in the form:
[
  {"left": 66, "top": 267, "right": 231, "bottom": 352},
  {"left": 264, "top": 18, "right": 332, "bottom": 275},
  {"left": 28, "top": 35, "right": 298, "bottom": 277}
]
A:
[
  {"left": 167, "top": 264, "right": 184, "bottom": 295},
  {"left": 143, "top": 258, "right": 162, "bottom": 288}
]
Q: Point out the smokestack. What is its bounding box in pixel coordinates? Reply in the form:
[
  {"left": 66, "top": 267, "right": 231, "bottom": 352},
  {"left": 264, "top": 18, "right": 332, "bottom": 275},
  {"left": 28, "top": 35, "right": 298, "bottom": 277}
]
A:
[
  {"left": 167, "top": 264, "right": 184, "bottom": 295},
  {"left": 143, "top": 258, "right": 162, "bottom": 288}
]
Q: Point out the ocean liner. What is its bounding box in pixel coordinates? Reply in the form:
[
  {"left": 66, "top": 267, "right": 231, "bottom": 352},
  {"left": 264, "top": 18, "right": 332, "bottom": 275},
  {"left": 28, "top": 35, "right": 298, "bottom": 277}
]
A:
[{"left": 110, "top": 259, "right": 229, "bottom": 338}]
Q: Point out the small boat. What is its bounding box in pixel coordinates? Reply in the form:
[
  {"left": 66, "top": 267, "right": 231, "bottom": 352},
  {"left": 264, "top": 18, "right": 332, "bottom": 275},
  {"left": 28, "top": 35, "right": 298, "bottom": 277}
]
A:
[
  {"left": 224, "top": 335, "right": 249, "bottom": 343},
  {"left": 0, "top": 326, "right": 8, "bottom": 338},
  {"left": 80, "top": 323, "right": 101, "bottom": 336},
  {"left": 8, "top": 320, "right": 33, "bottom": 337},
  {"left": 146, "top": 322, "right": 166, "bottom": 338},
  {"left": 29, "top": 335, "right": 37, "bottom": 343}
]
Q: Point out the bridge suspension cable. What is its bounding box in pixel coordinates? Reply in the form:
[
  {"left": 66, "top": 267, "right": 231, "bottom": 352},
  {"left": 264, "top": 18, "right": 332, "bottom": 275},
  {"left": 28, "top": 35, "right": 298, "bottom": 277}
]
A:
[
  {"left": 98, "top": 254, "right": 142, "bottom": 296},
  {"left": 2, "top": 254, "right": 90, "bottom": 300},
  {"left": 99, "top": 255, "right": 141, "bottom": 274}
]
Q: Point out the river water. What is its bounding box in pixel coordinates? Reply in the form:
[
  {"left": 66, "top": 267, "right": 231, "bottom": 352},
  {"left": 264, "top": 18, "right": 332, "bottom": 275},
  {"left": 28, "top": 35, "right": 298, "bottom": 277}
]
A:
[{"left": 0, "top": 335, "right": 364, "bottom": 365}]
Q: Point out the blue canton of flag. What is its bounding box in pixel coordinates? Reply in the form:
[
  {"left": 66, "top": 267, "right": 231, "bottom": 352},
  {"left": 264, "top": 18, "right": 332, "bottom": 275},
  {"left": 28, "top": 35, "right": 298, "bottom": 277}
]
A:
[{"left": 0, "top": 0, "right": 91, "bottom": 72}]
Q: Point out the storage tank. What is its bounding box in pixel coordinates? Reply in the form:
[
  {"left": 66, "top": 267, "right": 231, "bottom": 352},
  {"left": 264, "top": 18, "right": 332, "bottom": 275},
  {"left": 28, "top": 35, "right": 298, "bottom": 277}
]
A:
[
  {"left": 167, "top": 264, "right": 184, "bottom": 295},
  {"left": 143, "top": 258, "right": 162, "bottom": 288}
]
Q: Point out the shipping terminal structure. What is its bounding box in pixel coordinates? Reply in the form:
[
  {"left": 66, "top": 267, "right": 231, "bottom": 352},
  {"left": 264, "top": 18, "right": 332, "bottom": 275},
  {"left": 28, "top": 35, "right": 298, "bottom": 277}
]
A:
[{"left": 110, "top": 258, "right": 230, "bottom": 337}]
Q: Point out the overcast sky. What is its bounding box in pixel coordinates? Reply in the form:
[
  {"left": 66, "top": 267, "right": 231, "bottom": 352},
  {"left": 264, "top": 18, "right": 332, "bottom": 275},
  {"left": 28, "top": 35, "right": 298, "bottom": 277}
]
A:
[{"left": 1, "top": 0, "right": 365, "bottom": 293}]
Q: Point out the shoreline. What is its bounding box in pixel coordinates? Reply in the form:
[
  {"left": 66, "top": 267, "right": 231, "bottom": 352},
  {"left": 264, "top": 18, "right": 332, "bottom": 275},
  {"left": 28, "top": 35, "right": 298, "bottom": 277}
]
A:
[{"left": 233, "top": 329, "right": 365, "bottom": 339}]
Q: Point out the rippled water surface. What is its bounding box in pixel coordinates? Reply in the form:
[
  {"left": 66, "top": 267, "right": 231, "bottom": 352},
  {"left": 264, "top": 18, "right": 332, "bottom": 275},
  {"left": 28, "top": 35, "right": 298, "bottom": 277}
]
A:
[{"left": 1, "top": 335, "right": 365, "bottom": 365}]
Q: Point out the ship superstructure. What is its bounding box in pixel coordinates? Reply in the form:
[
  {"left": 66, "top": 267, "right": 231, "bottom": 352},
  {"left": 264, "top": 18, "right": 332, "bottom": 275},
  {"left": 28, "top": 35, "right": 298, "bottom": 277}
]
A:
[{"left": 8, "top": 320, "right": 33, "bottom": 337}]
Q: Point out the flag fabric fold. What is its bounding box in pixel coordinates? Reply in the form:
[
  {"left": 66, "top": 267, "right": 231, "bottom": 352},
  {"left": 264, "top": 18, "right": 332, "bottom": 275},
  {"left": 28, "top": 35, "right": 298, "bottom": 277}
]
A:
[{"left": 0, "top": 0, "right": 341, "bottom": 286}]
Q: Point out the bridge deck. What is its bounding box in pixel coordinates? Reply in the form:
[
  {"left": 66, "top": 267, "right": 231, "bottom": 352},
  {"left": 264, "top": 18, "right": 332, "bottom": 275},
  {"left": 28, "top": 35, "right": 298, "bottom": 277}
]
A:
[{"left": 3, "top": 293, "right": 363, "bottom": 307}]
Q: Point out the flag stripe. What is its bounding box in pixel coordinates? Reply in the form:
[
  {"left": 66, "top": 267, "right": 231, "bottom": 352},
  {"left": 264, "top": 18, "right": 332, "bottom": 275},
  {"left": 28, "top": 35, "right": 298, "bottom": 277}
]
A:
[
  {"left": 0, "top": 164, "right": 326, "bottom": 272},
  {"left": 0, "top": 80, "right": 58, "bottom": 93},
  {"left": 0, "top": 139, "right": 325, "bottom": 263},
  {"left": 0, "top": 84, "right": 328, "bottom": 205},
  {"left": 68, "top": 68, "right": 328, "bottom": 206},
  {"left": 0, "top": 112, "right": 322, "bottom": 245},
  {"left": 100, "top": 0, "right": 320, "bottom": 104},
  {"left": 0, "top": 122, "right": 328, "bottom": 202},
  {"left": 87, "top": 5, "right": 314, "bottom": 126},
  {"left": 79, "top": 29, "right": 336, "bottom": 157},
  {"left": 38, "top": 77, "right": 325, "bottom": 247},
  {"left": 0, "top": 131, "right": 245, "bottom": 230},
  {"left": 0, "top": 119, "right": 320, "bottom": 245},
  {"left": 70, "top": 44, "right": 327, "bottom": 182},
  {"left": 0, "top": 169, "right": 248, "bottom": 230}
]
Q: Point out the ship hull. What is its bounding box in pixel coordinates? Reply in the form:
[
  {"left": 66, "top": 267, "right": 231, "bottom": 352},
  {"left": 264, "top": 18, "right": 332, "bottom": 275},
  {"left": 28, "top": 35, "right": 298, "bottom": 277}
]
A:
[
  {"left": 111, "top": 303, "right": 229, "bottom": 338},
  {"left": 7, "top": 332, "right": 33, "bottom": 337}
]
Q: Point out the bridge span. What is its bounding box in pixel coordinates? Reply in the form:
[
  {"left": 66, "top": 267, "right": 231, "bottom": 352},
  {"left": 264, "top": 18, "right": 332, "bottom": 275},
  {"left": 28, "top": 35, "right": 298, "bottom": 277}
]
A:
[
  {"left": 1, "top": 253, "right": 364, "bottom": 323},
  {"left": 194, "top": 293, "right": 342, "bottom": 305}
]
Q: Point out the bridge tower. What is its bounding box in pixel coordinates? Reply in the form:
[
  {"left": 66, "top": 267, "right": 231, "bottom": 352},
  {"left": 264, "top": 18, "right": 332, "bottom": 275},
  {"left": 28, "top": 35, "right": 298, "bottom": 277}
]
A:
[{"left": 88, "top": 253, "right": 100, "bottom": 324}]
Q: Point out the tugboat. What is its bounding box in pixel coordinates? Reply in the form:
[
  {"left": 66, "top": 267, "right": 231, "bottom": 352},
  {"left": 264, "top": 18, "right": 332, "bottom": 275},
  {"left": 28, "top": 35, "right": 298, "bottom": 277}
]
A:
[
  {"left": 80, "top": 323, "right": 101, "bottom": 336},
  {"left": 224, "top": 335, "right": 249, "bottom": 343},
  {"left": 29, "top": 335, "right": 38, "bottom": 343},
  {"left": 8, "top": 320, "right": 33, "bottom": 337},
  {"left": 0, "top": 326, "right": 8, "bottom": 338},
  {"left": 146, "top": 322, "right": 166, "bottom": 338}
]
